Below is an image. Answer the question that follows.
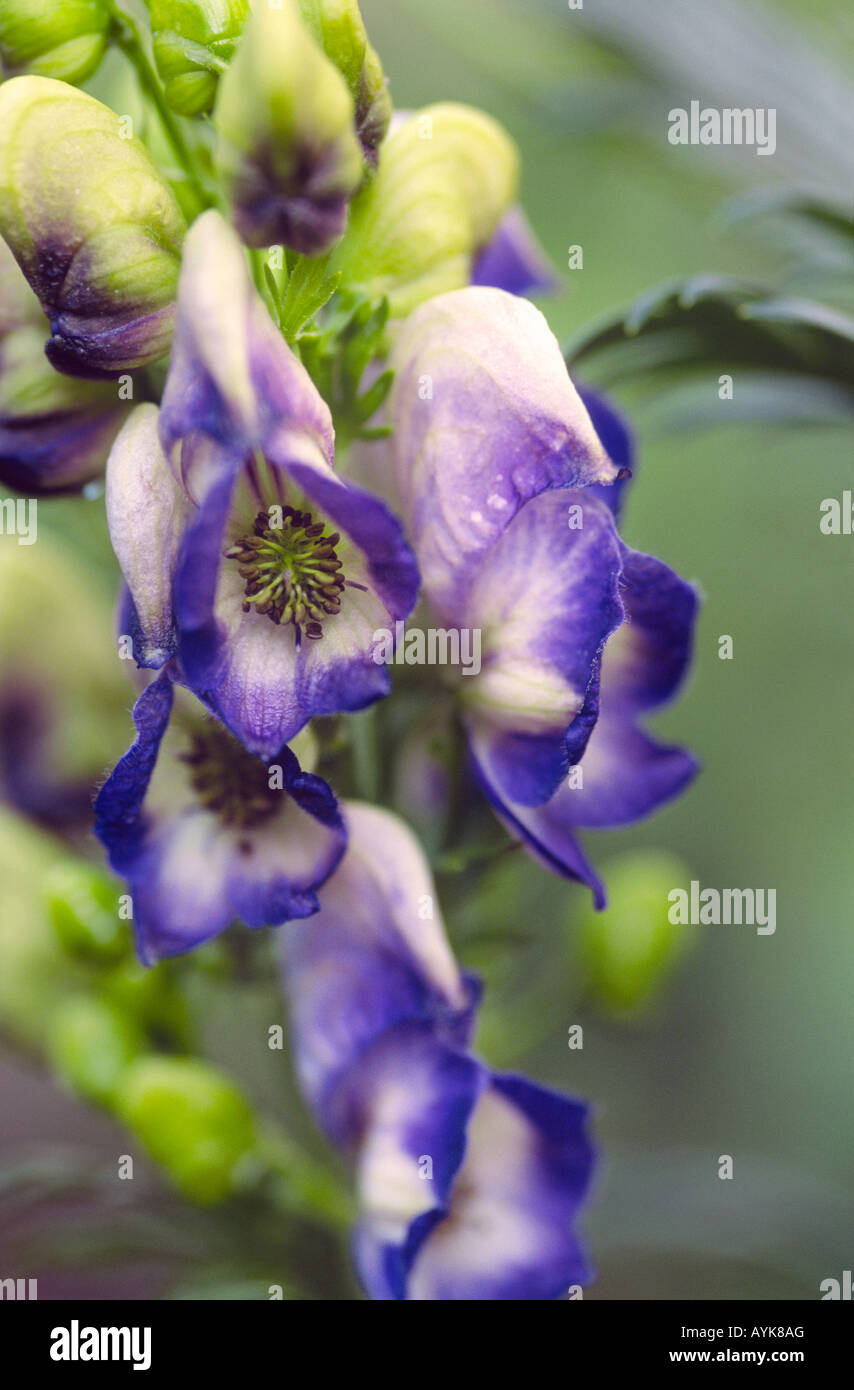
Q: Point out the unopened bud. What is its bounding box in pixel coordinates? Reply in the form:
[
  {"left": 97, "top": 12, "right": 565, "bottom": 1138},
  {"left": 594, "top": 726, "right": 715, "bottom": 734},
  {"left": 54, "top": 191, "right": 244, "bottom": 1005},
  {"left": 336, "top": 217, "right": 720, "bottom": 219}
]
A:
[
  {"left": 0, "top": 0, "right": 110, "bottom": 85},
  {"left": 0, "top": 77, "right": 185, "bottom": 376},
  {"left": 214, "top": 0, "right": 364, "bottom": 254},
  {"left": 147, "top": 0, "right": 249, "bottom": 117}
]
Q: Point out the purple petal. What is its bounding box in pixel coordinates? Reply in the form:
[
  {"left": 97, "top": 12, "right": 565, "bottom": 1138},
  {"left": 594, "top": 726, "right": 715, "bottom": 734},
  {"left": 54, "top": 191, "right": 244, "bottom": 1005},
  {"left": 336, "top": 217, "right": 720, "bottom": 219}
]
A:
[
  {"left": 94, "top": 674, "right": 345, "bottom": 964},
  {"left": 463, "top": 489, "right": 624, "bottom": 806},
  {"left": 471, "top": 206, "right": 559, "bottom": 297},
  {"left": 283, "top": 802, "right": 476, "bottom": 1128},
  {"left": 388, "top": 286, "right": 624, "bottom": 622},
  {"left": 405, "top": 1075, "right": 595, "bottom": 1300},
  {"left": 106, "top": 405, "right": 194, "bottom": 668},
  {"left": 159, "top": 211, "right": 333, "bottom": 464}
]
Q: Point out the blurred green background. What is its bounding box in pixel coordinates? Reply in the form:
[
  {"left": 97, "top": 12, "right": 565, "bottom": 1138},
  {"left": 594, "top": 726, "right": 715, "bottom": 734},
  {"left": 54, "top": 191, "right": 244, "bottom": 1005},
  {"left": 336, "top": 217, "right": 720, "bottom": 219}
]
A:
[{"left": 1, "top": 0, "right": 853, "bottom": 1298}]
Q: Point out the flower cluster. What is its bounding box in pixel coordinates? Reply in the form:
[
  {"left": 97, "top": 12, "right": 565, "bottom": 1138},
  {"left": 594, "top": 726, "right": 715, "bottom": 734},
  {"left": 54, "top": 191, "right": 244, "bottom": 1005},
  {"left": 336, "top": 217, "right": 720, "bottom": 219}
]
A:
[{"left": 0, "top": 0, "right": 698, "bottom": 1300}]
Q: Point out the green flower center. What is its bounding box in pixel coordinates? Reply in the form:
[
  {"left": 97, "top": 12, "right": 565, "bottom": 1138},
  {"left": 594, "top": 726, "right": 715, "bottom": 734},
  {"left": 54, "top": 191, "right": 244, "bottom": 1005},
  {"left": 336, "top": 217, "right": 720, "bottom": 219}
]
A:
[
  {"left": 225, "top": 506, "right": 346, "bottom": 643},
  {"left": 180, "top": 725, "right": 281, "bottom": 830}
]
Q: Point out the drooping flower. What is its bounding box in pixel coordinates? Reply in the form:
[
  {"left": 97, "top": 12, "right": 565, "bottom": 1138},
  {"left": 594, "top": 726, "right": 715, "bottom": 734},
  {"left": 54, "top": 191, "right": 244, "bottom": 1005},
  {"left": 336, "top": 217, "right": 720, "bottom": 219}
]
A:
[
  {"left": 0, "top": 77, "right": 185, "bottom": 377},
  {"left": 386, "top": 288, "right": 698, "bottom": 900},
  {"left": 94, "top": 669, "right": 346, "bottom": 965},
  {"left": 213, "top": 0, "right": 365, "bottom": 254},
  {"left": 473, "top": 393, "right": 699, "bottom": 905},
  {"left": 0, "top": 237, "right": 130, "bottom": 492},
  {"left": 106, "top": 211, "right": 418, "bottom": 759},
  {"left": 283, "top": 802, "right": 596, "bottom": 1301}
]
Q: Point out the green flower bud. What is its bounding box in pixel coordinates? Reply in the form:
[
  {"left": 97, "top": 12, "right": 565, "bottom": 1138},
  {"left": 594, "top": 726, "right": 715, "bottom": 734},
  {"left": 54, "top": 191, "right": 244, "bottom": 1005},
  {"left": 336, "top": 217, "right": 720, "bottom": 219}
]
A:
[
  {"left": 214, "top": 0, "right": 364, "bottom": 254},
  {"left": 43, "top": 859, "right": 129, "bottom": 963},
  {"left": 0, "top": 77, "right": 185, "bottom": 376},
  {"left": 147, "top": 0, "right": 249, "bottom": 117},
  {"left": 0, "top": 0, "right": 110, "bottom": 86},
  {"left": 296, "top": 0, "right": 390, "bottom": 163},
  {"left": 103, "top": 959, "right": 192, "bottom": 1048},
  {"left": 329, "top": 103, "right": 518, "bottom": 315},
  {"left": 579, "top": 851, "right": 699, "bottom": 1017},
  {"left": 47, "top": 995, "right": 146, "bottom": 1107},
  {"left": 118, "top": 1057, "right": 257, "bottom": 1204}
]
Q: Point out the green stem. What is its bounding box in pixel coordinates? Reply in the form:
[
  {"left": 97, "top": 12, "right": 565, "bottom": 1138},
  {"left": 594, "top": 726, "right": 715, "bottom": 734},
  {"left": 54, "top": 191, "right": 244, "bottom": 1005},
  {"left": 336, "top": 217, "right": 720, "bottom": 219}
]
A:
[
  {"left": 349, "top": 705, "right": 381, "bottom": 801},
  {"left": 110, "top": 6, "right": 208, "bottom": 217},
  {"left": 257, "top": 1127, "right": 354, "bottom": 1230}
]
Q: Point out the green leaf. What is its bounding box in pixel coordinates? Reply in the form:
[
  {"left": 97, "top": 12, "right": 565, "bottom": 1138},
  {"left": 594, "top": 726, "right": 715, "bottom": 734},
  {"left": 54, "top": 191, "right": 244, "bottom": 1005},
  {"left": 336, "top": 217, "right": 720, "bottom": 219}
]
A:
[{"left": 567, "top": 277, "right": 854, "bottom": 407}]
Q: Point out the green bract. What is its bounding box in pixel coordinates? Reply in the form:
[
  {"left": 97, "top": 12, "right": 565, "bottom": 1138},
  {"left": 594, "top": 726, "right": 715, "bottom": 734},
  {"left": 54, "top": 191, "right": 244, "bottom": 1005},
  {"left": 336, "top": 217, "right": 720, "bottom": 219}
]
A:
[
  {"left": 147, "top": 0, "right": 249, "bottom": 117},
  {"left": 329, "top": 103, "right": 519, "bottom": 316},
  {"left": 0, "top": 0, "right": 110, "bottom": 85},
  {"left": 214, "top": 0, "right": 364, "bottom": 254},
  {"left": 0, "top": 76, "right": 186, "bottom": 376},
  {"left": 119, "top": 1057, "right": 258, "bottom": 1204},
  {"left": 297, "top": 0, "right": 391, "bottom": 163}
]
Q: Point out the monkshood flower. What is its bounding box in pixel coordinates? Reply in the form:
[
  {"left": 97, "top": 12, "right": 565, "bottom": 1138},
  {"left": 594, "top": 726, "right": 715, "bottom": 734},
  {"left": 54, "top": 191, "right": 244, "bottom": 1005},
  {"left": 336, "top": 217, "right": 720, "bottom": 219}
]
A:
[
  {"left": 0, "top": 77, "right": 185, "bottom": 377},
  {"left": 107, "top": 212, "right": 418, "bottom": 757},
  {"left": 283, "top": 803, "right": 596, "bottom": 1301},
  {"left": 147, "top": 0, "right": 249, "bottom": 117},
  {"left": 0, "top": 237, "right": 129, "bottom": 492},
  {"left": 475, "top": 391, "right": 699, "bottom": 906},
  {"left": 214, "top": 0, "right": 364, "bottom": 254},
  {"left": 387, "top": 287, "right": 697, "bottom": 898},
  {"left": 94, "top": 669, "right": 346, "bottom": 965},
  {"left": 0, "top": 0, "right": 110, "bottom": 85},
  {"left": 296, "top": 0, "right": 391, "bottom": 165}
]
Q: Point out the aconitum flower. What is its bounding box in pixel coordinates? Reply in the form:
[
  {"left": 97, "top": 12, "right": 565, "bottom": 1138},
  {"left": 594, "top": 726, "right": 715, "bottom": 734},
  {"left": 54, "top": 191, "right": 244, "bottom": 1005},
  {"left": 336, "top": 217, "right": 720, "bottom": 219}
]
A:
[
  {"left": 94, "top": 670, "right": 346, "bottom": 965},
  {"left": 283, "top": 803, "right": 596, "bottom": 1301},
  {"left": 0, "top": 238, "right": 129, "bottom": 492},
  {"left": 107, "top": 212, "right": 418, "bottom": 758},
  {"left": 387, "top": 287, "right": 698, "bottom": 898},
  {"left": 0, "top": 77, "right": 185, "bottom": 376}
]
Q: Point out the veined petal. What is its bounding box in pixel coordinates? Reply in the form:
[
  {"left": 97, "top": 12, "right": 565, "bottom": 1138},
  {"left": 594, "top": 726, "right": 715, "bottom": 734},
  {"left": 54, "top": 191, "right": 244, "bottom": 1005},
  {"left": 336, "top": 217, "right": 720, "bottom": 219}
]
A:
[
  {"left": 463, "top": 489, "right": 624, "bottom": 806},
  {"left": 388, "top": 286, "right": 622, "bottom": 621},
  {"left": 283, "top": 802, "right": 475, "bottom": 1125},
  {"left": 106, "top": 404, "right": 194, "bottom": 668},
  {"left": 406, "top": 1075, "right": 595, "bottom": 1301}
]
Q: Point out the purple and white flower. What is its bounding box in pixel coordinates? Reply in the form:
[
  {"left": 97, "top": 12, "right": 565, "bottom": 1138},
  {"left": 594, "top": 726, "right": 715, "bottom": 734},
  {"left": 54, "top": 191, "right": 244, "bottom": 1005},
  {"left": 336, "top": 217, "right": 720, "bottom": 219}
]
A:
[
  {"left": 94, "top": 669, "right": 346, "bottom": 965},
  {"left": 106, "top": 211, "right": 419, "bottom": 759},
  {"left": 283, "top": 802, "right": 596, "bottom": 1301}
]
